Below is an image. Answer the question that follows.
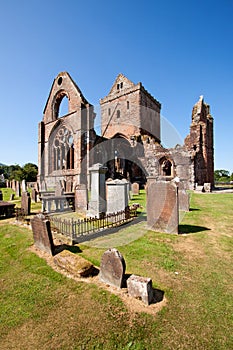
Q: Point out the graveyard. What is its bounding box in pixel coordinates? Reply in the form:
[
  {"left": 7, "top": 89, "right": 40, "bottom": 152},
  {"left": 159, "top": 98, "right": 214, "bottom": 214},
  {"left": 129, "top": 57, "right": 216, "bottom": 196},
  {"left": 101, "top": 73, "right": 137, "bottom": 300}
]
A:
[{"left": 0, "top": 186, "right": 232, "bottom": 349}]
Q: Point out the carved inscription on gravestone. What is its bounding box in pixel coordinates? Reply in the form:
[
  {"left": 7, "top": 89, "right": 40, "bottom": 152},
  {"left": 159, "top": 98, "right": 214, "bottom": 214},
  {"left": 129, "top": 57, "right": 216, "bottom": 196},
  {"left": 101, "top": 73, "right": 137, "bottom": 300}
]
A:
[
  {"left": 99, "top": 248, "right": 126, "bottom": 288},
  {"left": 31, "top": 214, "right": 54, "bottom": 255}
]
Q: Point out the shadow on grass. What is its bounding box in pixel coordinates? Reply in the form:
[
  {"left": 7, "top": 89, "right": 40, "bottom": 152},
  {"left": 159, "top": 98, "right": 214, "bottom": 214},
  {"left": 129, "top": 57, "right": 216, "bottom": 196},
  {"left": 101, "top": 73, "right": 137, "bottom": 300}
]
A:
[
  {"left": 179, "top": 224, "right": 210, "bottom": 234},
  {"left": 73, "top": 215, "right": 146, "bottom": 244},
  {"left": 189, "top": 208, "right": 200, "bottom": 211},
  {"left": 54, "top": 244, "right": 82, "bottom": 255}
]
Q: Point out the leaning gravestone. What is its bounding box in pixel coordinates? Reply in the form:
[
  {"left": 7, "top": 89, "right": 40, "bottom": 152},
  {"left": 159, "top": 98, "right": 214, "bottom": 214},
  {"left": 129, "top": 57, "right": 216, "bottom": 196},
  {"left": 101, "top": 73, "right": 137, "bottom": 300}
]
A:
[
  {"left": 99, "top": 248, "right": 126, "bottom": 288},
  {"left": 21, "top": 191, "right": 31, "bottom": 215},
  {"left": 147, "top": 178, "right": 179, "bottom": 234},
  {"left": 31, "top": 214, "right": 54, "bottom": 255}
]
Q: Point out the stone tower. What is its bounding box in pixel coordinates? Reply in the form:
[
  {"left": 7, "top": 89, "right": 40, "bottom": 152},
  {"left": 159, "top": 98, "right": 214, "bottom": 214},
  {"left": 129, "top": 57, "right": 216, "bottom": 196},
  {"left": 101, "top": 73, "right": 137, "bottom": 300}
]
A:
[
  {"left": 100, "top": 73, "right": 161, "bottom": 143},
  {"left": 185, "top": 96, "right": 214, "bottom": 187}
]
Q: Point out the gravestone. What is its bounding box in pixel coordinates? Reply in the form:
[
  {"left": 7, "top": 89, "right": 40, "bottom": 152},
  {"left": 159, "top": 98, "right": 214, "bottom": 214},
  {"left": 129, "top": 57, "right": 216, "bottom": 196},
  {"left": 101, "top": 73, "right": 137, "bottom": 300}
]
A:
[
  {"left": 21, "top": 179, "right": 27, "bottom": 192},
  {"left": 15, "top": 181, "right": 21, "bottom": 197},
  {"left": 204, "top": 183, "right": 212, "bottom": 192},
  {"left": 99, "top": 248, "right": 126, "bottom": 288},
  {"left": 0, "top": 190, "right": 2, "bottom": 201},
  {"left": 178, "top": 189, "right": 190, "bottom": 212},
  {"left": 106, "top": 179, "right": 129, "bottom": 214},
  {"left": 75, "top": 184, "right": 88, "bottom": 212},
  {"left": 31, "top": 188, "right": 38, "bottom": 203},
  {"left": 31, "top": 214, "right": 54, "bottom": 255},
  {"left": 195, "top": 184, "right": 204, "bottom": 192},
  {"left": 127, "top": 274, "right": 154, "bottom": 305},
  {"left": 87, "top": 163, "right": 107, "bottom": 218},
  {"left": 132, "top": 182, "right": 139, "bottom": 195},
  {"left": 147, "top": 178, "right": 179, "bottom": 234},
  {"left": 54, "top": 250, "right": 95, "bottom": 277},
  {"left": 21, "top": 191, "right": 31, "bottom": 215},
  {"left": 11, "top": 180, "right": 16, "bottom": 192}
]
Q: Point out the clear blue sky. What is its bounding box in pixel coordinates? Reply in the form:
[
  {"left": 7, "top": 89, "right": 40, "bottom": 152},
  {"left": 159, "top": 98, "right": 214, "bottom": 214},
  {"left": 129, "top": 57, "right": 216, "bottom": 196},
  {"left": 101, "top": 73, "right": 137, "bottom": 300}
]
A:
[{"left": 0, "top": 0, "right": 233, "bottom": 173}]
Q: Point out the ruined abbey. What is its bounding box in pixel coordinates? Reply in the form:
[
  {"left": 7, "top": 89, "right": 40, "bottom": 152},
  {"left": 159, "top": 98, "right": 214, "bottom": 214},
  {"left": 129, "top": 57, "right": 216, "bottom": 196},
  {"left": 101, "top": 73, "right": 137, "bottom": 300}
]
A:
[{"left": 38, "top": 72, "right": 214, "bottom": 191}]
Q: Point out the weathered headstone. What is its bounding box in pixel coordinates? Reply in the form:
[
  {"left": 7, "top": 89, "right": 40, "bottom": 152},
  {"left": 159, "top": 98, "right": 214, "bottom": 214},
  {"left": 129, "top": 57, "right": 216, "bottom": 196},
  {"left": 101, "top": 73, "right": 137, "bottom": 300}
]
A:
[
  {"left": 204, "top": 183, "right": 212, "bottom": 192},
  {"left": 31, "top": 214, "right": 54, "bottom": 255},
  {"left": 132, "top": 182, "right": 139, "bottom": 195},
  {"left": 147, "top": 178, "right": 179, "bottom": 234},
  {"left": 99, "top": 248, "right": 126, "bottom": 288},
  {"left": 75, "top": 184, "right": 88, "bottom": 212},
  {"left": 11, "top": 180, "right": 16, "bottom": 192},
  {"left": 178, "top": 189, "right": 190, "bottom": 212},
  {"left": 54, "top": 250, "right": 95, "bottom": 277},
  {"left": 0, "top": 190, "right": 3, "bottom": 201},
  {"left": 87, "top": 163, "right": 107, "bottom": 218},
  {"left": 21, "top": 179, "right": 27, "bottom": 192},
  {"left": 21, "top": 191, "right": 31, "bottom": 215},
  {"left": 15, "top": 181, "right": 21, "bottom": 197},
  {"left": 31, "top": 188, "right": 38, "bottom": 203},
  {"left": 127, "top": 274, "right": 154, "bottom": 305},
  {"left": 178, "top": 182, "right": 190, "bottom": 212},
  {"left": 195, "top": 184, "right": 204, "bottom": 192},
  {"left": 106, "top": 179, "right": 129, "bottom": 214}
]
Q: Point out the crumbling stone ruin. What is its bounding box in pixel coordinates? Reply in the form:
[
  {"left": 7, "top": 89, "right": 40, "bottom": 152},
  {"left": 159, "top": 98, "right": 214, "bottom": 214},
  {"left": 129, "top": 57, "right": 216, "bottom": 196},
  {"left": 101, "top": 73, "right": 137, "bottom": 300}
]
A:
[{"left": 37, "top": 72, "right": 214, "bottom": 193}]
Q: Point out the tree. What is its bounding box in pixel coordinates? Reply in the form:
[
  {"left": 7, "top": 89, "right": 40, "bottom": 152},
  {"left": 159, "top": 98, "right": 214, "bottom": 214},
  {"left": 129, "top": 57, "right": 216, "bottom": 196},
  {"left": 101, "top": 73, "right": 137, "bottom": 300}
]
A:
[
  {"left": 214, "top": 169, "right": 230, "bottom": 182},
  {"left": 22, "top": 163, "right": 38, "bottom": 182}
]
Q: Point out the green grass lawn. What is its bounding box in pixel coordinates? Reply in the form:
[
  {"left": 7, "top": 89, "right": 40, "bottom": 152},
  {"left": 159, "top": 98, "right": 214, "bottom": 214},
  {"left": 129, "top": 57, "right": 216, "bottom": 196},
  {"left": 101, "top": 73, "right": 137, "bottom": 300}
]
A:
[{"left": 0, "top": 191, "right": 233, "bottom": 349}]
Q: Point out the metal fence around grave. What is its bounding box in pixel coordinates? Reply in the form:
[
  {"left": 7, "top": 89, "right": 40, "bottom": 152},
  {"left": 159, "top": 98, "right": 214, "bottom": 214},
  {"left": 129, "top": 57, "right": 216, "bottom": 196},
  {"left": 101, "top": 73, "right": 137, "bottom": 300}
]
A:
[{"left": 46, "top": 207, "right": 137, "bottom": 243}]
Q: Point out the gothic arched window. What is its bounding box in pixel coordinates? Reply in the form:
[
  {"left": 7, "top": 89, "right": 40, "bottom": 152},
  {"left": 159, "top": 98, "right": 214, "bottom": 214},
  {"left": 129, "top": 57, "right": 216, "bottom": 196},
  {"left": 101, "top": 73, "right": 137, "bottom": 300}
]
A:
[
  {"left": 52, "top": 126, "right": 74, "bottom": 171},
  {"left": 160, "top": 158, "right": 173, "bottom": 177}
]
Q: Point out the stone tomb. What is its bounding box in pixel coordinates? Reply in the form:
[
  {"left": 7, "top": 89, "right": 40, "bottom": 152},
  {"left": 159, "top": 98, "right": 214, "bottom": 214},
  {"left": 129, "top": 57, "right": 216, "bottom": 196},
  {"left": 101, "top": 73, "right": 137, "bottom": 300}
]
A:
[
  {"left": 31, "top": 214, "right": 55, "bottom": 255},
  {"left": 147, "top": 178, "right": 179, "bottom": 234},
  {"left": 99, "top": 248, "right": 126, "bottom": 288},
  {"left": 106, "top": 178, "right": 129, "bottom": 214}
]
